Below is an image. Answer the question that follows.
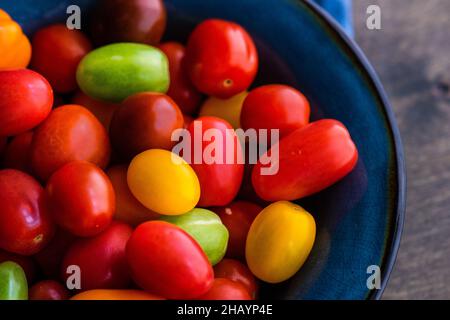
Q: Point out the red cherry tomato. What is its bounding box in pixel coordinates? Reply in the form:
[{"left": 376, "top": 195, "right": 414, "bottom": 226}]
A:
[
  {"left": 158, "top": 42, "right": 202, "bottom": 115},
  {"left": 252, "top": 119, "right": 359, "bottom": 201},
  {"left": 0, "top": 169, "right": 54, "bottom": 255},
  {"left": 0, "top": 249, "right": 37, "bottom": 283},
  {"left": 126, "top": 221, "right": 213, "bottom": 299},
  {"left": 34, "top": 228, "right": 77, "bottom": 279},
  {"left": 2, "top": 131, "right": 33, "bottom": 174},
  {"left": 31, "top": 104, "right": 111, "bottom": 181},
  {"left": 0, "top": 69, "right": 53, "bottom": 136},
  {"left": 62, "top": 222, "right": 132, "bottom": 291},
  {"left": 241, "top": 84, "right": 311, "bottom": 138},
  {"left": 198, "top": 278, "right": 252, "bottom": 300},
  {"left": 214, "top": 259, "right": 258, "bottom": 298},
  {"left": 29, "top": 280, "right": 70, "bottom": 300},
  {"left": 31, "top": 24, "right": 92, "bottom": 93},
  {"left": 185, "top": 117, "right": 244, "bottom": 207},
  {"left": 46, "top": 161, "right": 115, "bottom": 237},
  {"left": 109, "top": 92, "right": 184, "bottom": 161},
  {"left": 213, "top": 201, "right": 261, "bottom": 260},
  {"left": 185, "top": 19, "right": 258, "bottom": 99},
  {"left": 72, "top": 91, "right": 119, "bottom": 130}
]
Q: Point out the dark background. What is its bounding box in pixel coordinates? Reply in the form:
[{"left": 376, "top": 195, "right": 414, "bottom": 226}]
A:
[{"left": 353, "top": 0, "right": 450, "bottom": 299}]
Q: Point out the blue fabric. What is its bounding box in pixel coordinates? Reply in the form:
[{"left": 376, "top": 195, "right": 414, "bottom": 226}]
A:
[{"left": 314, "top": 0, "right": 353, "bottom": 37}]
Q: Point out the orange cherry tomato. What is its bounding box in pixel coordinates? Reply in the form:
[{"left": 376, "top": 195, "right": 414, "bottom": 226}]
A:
[
  {"left": 0, "top": 9, "right": 31, "bottom": 70},
  {"left": 31, "top": 104, "right": 110, "bottom": 181},
  {"left": 71, "top": 289, "right": 164, "bottom": 300},
  {"left": 31, "top": 24, "right": 92, "bottom": 93}
]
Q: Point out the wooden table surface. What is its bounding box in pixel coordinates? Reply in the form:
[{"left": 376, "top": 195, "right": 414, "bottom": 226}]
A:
[{"left": 352, "top": 0, "right": 450, "bottom": 299}]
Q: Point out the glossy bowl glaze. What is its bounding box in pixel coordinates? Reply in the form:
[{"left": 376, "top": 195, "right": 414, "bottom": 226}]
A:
[{"left": 3, "top": 0, "right": 406, "bottom": 300}]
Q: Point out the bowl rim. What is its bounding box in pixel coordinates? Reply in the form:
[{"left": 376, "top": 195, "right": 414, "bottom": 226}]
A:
[{"left": 300, "top": 0, "right": 407, "bottom": 300}]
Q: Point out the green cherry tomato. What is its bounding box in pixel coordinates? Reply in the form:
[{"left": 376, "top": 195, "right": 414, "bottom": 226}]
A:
[
  {"left": 161, "top": 208, "right": 229, "bottom": 265},
  {"left": 0, "top": 261, "right": 28, "bottom": 300},
  {"left": 76, "top": 43, "right": 169, "bottom": 102}
]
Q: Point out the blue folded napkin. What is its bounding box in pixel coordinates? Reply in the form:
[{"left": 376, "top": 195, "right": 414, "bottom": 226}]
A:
[{"left": 313, "top": 0, "right": 353, "bottom": 37}]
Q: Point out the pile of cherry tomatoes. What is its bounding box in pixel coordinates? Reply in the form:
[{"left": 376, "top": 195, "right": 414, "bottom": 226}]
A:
[{"left": 0, "top": 0, "right": 358, "bottom": 300}]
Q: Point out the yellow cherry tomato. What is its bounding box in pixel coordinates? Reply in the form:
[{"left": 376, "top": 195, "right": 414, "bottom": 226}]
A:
[
  {"left": 199, "top": 91, "right": 248, "bottom": 128},
  {"left": 71, "top": 289, "right": 164, "bottom": 300},
  {"left": 246, "top": 201, "right": 316, "bottom": 283},
  {"left": 0, "top": 9, "right": 32, "bottom": 70},
  {"left": 127, "top": 149, "right": 200, "bottom": 215}
]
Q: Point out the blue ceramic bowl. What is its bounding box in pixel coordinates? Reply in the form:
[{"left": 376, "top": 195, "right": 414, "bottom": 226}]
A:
[{"left": 3, "top": 0, "right": 406, "bottom": 300}]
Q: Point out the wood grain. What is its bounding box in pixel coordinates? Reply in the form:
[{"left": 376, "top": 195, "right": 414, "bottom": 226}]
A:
[{"left": 353, "top": 0, "right": 450, "bottom": 299}]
